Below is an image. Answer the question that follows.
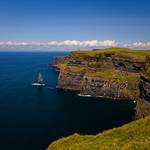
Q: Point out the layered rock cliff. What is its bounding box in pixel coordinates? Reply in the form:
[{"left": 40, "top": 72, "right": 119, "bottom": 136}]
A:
[
  {"left": 136, "top": 56, "right": 150, "bottom": 119},
  {"left": 53, "top": 48, "right": 150, "bottom": 118}
]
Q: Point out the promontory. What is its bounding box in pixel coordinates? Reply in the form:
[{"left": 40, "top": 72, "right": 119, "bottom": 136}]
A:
[
  {"left": 47, "top": 48, "right": 150, "bottom": 150},
  {"left": 52, "top": 48, "right": 150, "bottom": 119}
]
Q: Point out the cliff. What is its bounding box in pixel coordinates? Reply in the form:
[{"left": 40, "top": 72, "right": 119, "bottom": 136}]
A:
[
  {"left": 47, "top": 115, "right": 150, "bottom": 150},
  {"left": 136, "top": 55, "right": 150, "bottom": 118},
  {"left": 53, "top": 48, "right": 150, "bottom": 118}
]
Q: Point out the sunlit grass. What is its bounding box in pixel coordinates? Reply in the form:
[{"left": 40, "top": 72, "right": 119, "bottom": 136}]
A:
[
  {"left": 70, "top": 48, "right": 150, "bottom": 61},
  {"left": 48, "top": 115, "right": 150, "bottom": 150}
]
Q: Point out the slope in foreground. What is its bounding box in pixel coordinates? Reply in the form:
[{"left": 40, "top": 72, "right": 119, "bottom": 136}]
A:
[{"left": 48, "top": 115, "right": 150, "bottom": 150}]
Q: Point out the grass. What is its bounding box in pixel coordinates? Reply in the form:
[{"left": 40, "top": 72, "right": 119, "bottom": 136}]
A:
[
  {"left": 47, "top": 115, "right": 150, "bottom": 150},
  {"left": 59, "top": 64, "right": 84, "bottom": 73},
  {"left": 68, "top": 66, "right": 84, "bottom": 73},
  {"left": 60, "top": 48, "right": 150, "bottom": 76},
  {"left": 85, "top": 69, "right": 140, "bottom": 82},
  {"left": 70, "top": 48, "right": 150, "bottom": 61},
  {"left": 59, "top": 64, "right": 140, "bottom": 82}
]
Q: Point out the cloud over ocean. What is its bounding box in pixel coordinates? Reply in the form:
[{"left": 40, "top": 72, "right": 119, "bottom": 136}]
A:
[{"left": 0, "top": 40, "right": 150, "bottom": 51}]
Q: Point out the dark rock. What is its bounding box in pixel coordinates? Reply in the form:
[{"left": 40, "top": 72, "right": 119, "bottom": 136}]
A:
[
  {"left": 52, "top": 56, "right": 67, "bottom": 68},
  {"left": 136, "top": 99, "right": 150, "bottom": 119},
  {"left": 51, "top": 49, "right": 150, "bottom": 119}
]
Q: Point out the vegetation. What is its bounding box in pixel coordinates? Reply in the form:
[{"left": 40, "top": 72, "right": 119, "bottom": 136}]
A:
[
  {"left": 59, "top": 63, "right": 140, "bottom": 82},
  {"left": 47, "top": 115, "right": 150, "bottom": 150},
  {"left": 51, "top": 48, "right": 150, "bottom": 150},
  {"left": 58, "top": 48, "right": 147, "bottom": 100},
  {"left": 70, "top": 48, "right": 150, "bottom": 61},
  {"left": 58, "top": 64, "right": 67, "bottom": 71},
  {"left": 143, "top": 63, "right": 150, "bottom": 78},
  {"left": 59, "top": 64, "right": 84, "bottom": 73},
  {"left": 60, "top": 48, "right": 150, "bottom": 76},
  {"left": 68, "top": 66, "right": 84, "bottom": 73},
  {"left": 85, "top": 69, "right": 140, "bottom": 82}
]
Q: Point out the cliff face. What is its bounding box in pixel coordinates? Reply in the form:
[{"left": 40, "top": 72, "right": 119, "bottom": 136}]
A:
[
  {"left": 53, "top": 56, "right": 67, "bottom": 67},
  {"left": 53, "top": 48, "right": 150, "bottom": 118},
  {"left": 136, "top": 56, "right": 150, "bottom": 119},
  {"left": 81, "top": 76, "right": 139, "bottom": 100}
]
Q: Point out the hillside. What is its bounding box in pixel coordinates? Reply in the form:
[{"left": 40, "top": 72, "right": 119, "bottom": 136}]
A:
[{"left": 47, "top": 115, "right": 150, "bottom": 150}]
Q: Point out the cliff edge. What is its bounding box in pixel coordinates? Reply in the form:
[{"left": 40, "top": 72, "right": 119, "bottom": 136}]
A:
[
  {"left": 47, "top": 115, "right": 150, "bottom": 150},
  {"left": 53, "top": 48, "right": 150, "bottom": 119}
]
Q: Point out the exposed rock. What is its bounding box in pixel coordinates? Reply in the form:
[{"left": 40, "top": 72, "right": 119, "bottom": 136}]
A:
[
  {"left": 48, "top": 56, "right": 67, "bottom": 68},
  {"left": 52, "top": 48, "right": 150, "bottom": 119},
  {"left": 140, "top": 76, "right": 150, "bottom": 102},
  {"left": 81, "top": 76, "right": 139, "bottom": 100},
  {"left": 57, "top": 71, "right": 84, "bottom": 90},
  {"left": 135, "top": 75, "right": 150, "bottom": 118},
  {"left": 136, "top": 99, "right": 150, "bottom": 119},
  {"left": 112, "top": 57, "right": 144, "bottom": 73}
]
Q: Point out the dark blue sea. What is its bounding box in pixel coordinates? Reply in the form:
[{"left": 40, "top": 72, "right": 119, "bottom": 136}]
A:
[{"left": 0, "top": 52, "right": 135, "bottom": 150}]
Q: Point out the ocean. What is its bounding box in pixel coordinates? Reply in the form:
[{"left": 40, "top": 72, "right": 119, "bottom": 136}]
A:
[{"left": 0, "top": 52, "right": 135, "bottom": 150}]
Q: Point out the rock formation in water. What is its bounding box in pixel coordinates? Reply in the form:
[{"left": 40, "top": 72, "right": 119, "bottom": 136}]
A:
[{"left": 52, "top": 48, "right": 150, "bottom": 119}]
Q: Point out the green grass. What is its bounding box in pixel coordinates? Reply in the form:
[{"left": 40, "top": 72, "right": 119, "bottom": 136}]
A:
[
  {"left": 62, "top": 48, "right": 150, "bottom": 76},
  {"left": 59, "top": 64, "right": 84, "bottom": 73},
  {"left": 47, "top": 115, "right": 150, "bottom": 150},
  {"left": 68, "top": 66, "right": 84, "bottom": 73},
  {"left": 85, "top": 69, "right": 140, "bottom": 82},
  {"left": 59, "top": 64, "right": 140, "bottom": 82},
  {"left": 70, "top": 48, "right": 150, "bottom": 61}
]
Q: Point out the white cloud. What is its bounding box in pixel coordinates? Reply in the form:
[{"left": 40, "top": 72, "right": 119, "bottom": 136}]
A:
[
  {"left": 0, "top": 40, "right": 150, "bottom": 51},
  {"left": 125, "top": 42, "right": 150, "bottom": 50},
  {"left": 0, "top": 40, "right": 118, "bottom": 51}
]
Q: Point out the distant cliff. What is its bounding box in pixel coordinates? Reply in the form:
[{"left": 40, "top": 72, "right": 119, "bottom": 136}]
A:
[{"left": 52, "top": 48, "right": 150, "bottom": 119}]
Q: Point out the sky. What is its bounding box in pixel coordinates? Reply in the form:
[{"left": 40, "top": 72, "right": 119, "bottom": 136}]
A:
[{"left": 0, "top": 0, "right": 150, "bottom": 51}]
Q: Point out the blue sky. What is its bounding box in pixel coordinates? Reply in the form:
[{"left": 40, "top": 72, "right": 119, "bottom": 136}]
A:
[{"left": 0, "top": 0, "right": 150, "bottom": 50}]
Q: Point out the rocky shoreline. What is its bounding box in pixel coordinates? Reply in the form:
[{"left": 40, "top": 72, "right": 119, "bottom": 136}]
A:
[{"left": 51, "top": 48, "right": 150, "bottom": 119}]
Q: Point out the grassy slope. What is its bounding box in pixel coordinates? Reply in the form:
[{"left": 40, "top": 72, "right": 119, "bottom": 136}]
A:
[
  {"left": 70, "top": 48, "right": 150, "bottom": 61},
  {"left": 48, "top": 115, "right": 150, "bottom": 150},
  {"left": 85, "top": 69, "right": 140, "bottom": 81}
]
